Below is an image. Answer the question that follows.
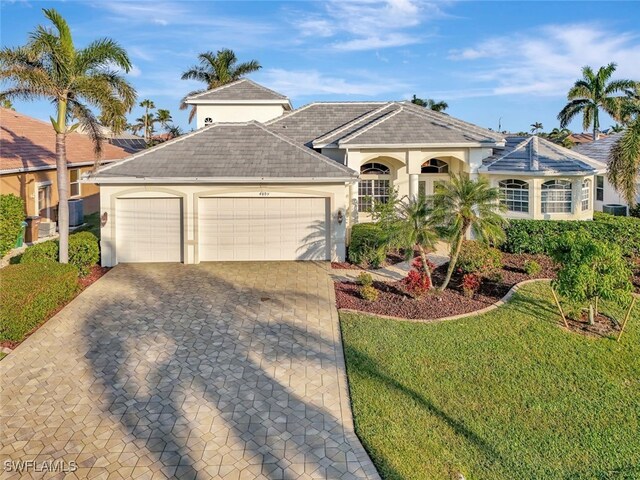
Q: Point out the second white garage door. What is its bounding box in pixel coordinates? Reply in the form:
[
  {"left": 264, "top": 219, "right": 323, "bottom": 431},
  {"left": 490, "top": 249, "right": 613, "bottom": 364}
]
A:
[{"left": 198, "top": 197, "right": 329, "bottom": 261}]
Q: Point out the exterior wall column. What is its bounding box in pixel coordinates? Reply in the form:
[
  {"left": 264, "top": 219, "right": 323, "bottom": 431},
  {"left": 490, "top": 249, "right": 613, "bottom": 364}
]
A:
[
  {"left": 348, "top": 181, "right": 359, "bottom": 226},
  {"left": 572, "top": 177, "right": 582, "bottom": 215},
  {"left": 409, "top": 174, "right": 420, "bottom": 199}
]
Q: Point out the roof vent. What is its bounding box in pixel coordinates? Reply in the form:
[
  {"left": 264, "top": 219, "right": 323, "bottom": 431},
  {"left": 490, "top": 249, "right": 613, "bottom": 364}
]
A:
[
  {"left": 204, "top": 117, "right": 213, "bottom": 126},
  {"left": 530, "top": 136, "right": 539, "bottom": 171}
]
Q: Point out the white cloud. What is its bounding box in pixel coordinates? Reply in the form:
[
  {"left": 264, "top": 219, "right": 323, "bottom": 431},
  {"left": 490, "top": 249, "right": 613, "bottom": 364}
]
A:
[
  {"left": 258, "top": 68, "right": 411, "bottom": 98},
  {"left": 448, "top": 23, "right": 640, "bottom": 98}
]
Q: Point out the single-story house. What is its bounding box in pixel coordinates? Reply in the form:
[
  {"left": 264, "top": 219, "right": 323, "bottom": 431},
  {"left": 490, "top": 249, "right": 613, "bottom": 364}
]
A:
[
  {"left": 1, "top": 108, "right": 133, "bottom": 230},
  {"left": 573, "top": 132, "right": 640, "bottom": 212},
  {"left": 86, "top": 78, "right": 605, "bottom": 266}
]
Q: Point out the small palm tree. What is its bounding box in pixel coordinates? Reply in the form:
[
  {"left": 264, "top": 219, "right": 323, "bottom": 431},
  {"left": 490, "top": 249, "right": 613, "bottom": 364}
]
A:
[
  {"left": 432, "top": 174, "right": 507, "bottom": 291},
  {"left": 547, "top": 127, "right": 574, "bottom": 148},
  {"left": 609, "top": 124, "right": 624, "bottom": 133},
  {"left": 166, "top": 125, "right": 183, "bottom": 139},
  {"left": 558, "top": 63, "right": 635, "bottom": 141},
  {"left": 180, "top": 48, "right": 261, "bottom": 122},
  {"left": 391, "top": 195, "right": 439, "bottom": 290},
  {"left": 1, "top": 98, "right": 15, "bottom": 110},
  {"left": 530, "top": 122, "right": 543, "bottom": 134},
  {"left": 0, "top": 8, "right": 135, "bottom": 263},
  {"left": 411, "top": 95, "right": 448, "bottom": 112},
  {"left": 139, "top": 99, "right": 155, "bottom": 141},
  {"left": 156, "top": 109, "right": 172, "bottom": 130}
]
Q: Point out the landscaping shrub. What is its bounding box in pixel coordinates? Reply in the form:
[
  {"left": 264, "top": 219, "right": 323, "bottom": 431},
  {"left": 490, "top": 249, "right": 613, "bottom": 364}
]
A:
[
  {"left": 360, "top": 285, "right": 379, "bottom": 302},
  {"left": 462, "top": 273, "right": 481, "bottom": 297},
  {"left": 629, "top": 203, "right": 640, "bottom": 218},
  {"left": 356, "top": 272, "right": 373, "bottom": 287},
  {"left": 348, "top": 223, "right": 389, "bottom": 268},
  {"left": 523, "top": 259, "right": 542, "bottom": 276},
  {"left": 21, "top": 231, "right": 99, "bottom": 276},
  {"left": 503, "top": 214, "right": 640, "bottom": 257},
  {"left": 0, "top": 262, "right": 79, "bottom": 342},
  {"left": 0, "top": 194, "right": 25, "bottom": 258},
  {"left": 402, "top": 257, "right": 436, "bottom": 298},
  {"left": 457, "top": 240, "right": 502, "bottom": 274}
]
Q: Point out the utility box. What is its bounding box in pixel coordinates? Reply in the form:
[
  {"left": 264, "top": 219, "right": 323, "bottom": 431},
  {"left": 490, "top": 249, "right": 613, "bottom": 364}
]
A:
[
  {"left": 25, "top": 216, "right": 41, "bottom": 243},
  {"left": 69, "top": 198, "right": 84, "bottom": 227},
  {"left": 602, "top": 204, "right": 628, "bottom": 216}
]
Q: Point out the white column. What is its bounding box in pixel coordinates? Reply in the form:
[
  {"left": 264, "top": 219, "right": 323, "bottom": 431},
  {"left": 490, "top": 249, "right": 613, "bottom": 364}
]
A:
[
  {"left": 409, "top": 174, "right": 420, "bottom": 199},
  {"left": 348, "top": 181, "right": 359, "bottom": 224},
  {"left": 572, "top": 178, "right": 582, "bottom": 215}
]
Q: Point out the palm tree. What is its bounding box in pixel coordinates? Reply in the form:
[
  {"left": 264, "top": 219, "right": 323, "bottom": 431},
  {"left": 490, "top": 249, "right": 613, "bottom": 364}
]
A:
[
  {"left": 608, "top": 117, "right": 640, "bottom": 208},
  {"left": 546, "top": 127, "right": 574, "bottom": 148},
  {"left": 180, "top": 48, "right": 261, "bottom": 122},
  {"left": 166, "top": 125, "right": 183, "bottom": 139},
  {"left": 410, "top": 95, "right": 448, "bottom": 112},
  {"left": 155, "top": 108, "right": 172, "bottom": 130},
  {"left": 134, "top": 113, "right": 155, "bottom": 139},
  {"left": 139, "top": 99, "right": 155, "bottom": 142},
  {"left": 530, "top": 122, "right": 543, "bottom": 134},
  {"left": 558, "top": 63, "right": 635, "bottom": 141},
  {"left": 390, "top": 195, "right": 439, "bottom": 290},
  {"left": 432, "top": 174, "right": 507, "bottom": 291},
  {"left": 609, "top": 124, "right": 625, "bottom": 133},
  {"left": 1, "top": 98, "right": 15, "bottom": 110},
  {"left": 0, "top": 8, "right": 135, "bottom": 263}
]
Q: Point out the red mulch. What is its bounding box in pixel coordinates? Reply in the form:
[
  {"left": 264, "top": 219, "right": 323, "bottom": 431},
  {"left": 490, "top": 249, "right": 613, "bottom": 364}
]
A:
[
  {"left": 335, "top": 253, "right": 557, "bottom": 321},
  {"left": 0, "top": 265, "right": 110, "bottom": 352}
]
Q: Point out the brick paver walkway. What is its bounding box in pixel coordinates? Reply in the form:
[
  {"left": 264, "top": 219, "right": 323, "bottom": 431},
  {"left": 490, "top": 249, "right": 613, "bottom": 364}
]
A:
[{"left": 1, "top": 262, "right": 379, "bottom": 480}]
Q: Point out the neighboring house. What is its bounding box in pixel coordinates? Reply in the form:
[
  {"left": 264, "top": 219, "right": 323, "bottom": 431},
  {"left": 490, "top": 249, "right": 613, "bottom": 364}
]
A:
[
  {"left": 86, "top": 79, "right": 604, "bottom": 266},
  {"left": 0, "top": 108, "right": 131, "bottom": 225},
  {"left": 76, "top": 123, "right": 147, "bottom": 153},
  {"left": 573, "top": 132, "right": 640, "bottom": 211},
  {"left": 568, "top": 133, "right": 609, "bottom": 145}
]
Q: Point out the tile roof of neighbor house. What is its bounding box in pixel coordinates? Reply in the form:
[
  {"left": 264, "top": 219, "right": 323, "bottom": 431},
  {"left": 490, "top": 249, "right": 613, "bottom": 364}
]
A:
[
  {"left": 481, "top": 136, "right": 601, "bottom": 174},
  {"left": 185, "top": 78, "right": 290, "bottom": 102},
  {"left": 572, "top": 133, "right": 623, "bottom": 164},
  {"left": 1, "top": 108, "right": 131, "bottom": 173},
  {"left": 89, "top": 121, "right": 357, "bottom": 182},
  {"left": 568, "top": 133, "right": 609, "bottom": 145}
]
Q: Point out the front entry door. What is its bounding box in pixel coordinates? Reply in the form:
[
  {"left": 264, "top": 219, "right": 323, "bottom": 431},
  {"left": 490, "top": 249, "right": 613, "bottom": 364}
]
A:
[
  {"left": 37, "top": 184, "right": 51, "bottom": 220},
  {"left": 418, "top": 175, "right": 449, "bottom": 197}
]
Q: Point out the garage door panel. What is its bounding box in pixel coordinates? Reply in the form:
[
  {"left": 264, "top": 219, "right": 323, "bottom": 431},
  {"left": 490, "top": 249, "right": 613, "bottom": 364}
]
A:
[
  {"left": 198, "top": 197, "right": 328, "bottom": 261},
  {"left": 116, "top": 198, "right": 182, "bottom": 263}
]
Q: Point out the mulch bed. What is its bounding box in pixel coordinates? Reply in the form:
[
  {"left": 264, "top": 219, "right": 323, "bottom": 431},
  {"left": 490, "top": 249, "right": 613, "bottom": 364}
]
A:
[
  {"left": 565, "top": 312, "right": 620, "bottom": 338},
  {"left": 331, "top": 249, "right": 418, "bottom": 270},
  {"left": 335, "top": 253, "right": 557, "bottom": 321},
  {"left": 79, "top": 265, "right": 110, "bottom": 289}
]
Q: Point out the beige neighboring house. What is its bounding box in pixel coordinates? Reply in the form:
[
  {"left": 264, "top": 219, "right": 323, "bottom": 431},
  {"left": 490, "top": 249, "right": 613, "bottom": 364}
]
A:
[
  {"left": 85, "top": 78, "right": 604, "bottom": 266},
  {"left": 0, "top": 108, "right": 132, "bottom": 233}
]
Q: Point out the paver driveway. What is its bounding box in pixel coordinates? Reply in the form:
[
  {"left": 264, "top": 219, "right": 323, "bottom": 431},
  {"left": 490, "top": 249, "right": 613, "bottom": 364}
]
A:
[{"left": 0, "top": 262, "right": 379, "bottom": 480}]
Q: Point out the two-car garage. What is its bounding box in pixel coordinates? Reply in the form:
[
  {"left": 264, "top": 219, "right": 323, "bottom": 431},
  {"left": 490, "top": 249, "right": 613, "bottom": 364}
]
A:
[{"left": 113, "top": 195, "right": 331, "bottom": 264}]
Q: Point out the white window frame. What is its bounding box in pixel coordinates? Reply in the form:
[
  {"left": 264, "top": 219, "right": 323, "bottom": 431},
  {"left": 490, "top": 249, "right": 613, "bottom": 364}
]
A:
[
  {"left": 581, "top": 179, "right": 591, "bottom": 211},
  {"left": 596, "top": 175, "right": 604, "bottom": 202},
  {"left": 499, "top": 179, "right": 529, "bottom": 213},
  {"left": 541, "top": 179, "right": 572, "bottom": 214},
  {"left": 70, "top": 169, "right": 82, "bottom": 198},
  {"left": 34, "top": 180, "right": 52, "bottom": 219},
  {"left": 359, "top": 162, "right": 391, "bottom": 212},
  {"left": 421, "top": 158, "right": 449, "bottom": 174}
]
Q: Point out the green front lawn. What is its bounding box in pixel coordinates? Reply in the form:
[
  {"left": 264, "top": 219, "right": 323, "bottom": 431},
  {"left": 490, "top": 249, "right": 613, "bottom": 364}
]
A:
[{"left": 340, "top": 282, "right": 640, "bottom": 480}]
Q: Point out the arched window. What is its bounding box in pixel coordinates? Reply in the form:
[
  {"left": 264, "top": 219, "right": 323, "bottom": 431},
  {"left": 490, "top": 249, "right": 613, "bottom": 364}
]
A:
[
  {"left": 421, "top": 158, "right": 449, "bottom": 174},
  {"left": 359, "top": 162, "right": 391, "bottom": 212},
  {"left": 541, "top": 180, "right": 572, "bottom": 213},
  {"left": 499, "top": 179, "right": 529, "bottom": 213},
  {"left": 581, "top": 179, "right": 591, "bottom": 211}
]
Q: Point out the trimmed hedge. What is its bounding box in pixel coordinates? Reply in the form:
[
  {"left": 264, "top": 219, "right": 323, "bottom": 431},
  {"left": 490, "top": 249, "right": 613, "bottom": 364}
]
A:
[
  {"left": 0, "top": 194, "right": 25, "bottom": 258},
  {"left": 457, "top": 240, "right": 502, "bottom": 274},
  {"left": 502, "top": 213, "right": 640, "bottom": 257},
  {"left": 0, "top": 262, "right": 79, "bottom": 342},
  {"left": 21, "top": 231, "right": 100, "bottom": 276},
  {"left": 348, "top": 223, "right": 389, "bottom": 268}
]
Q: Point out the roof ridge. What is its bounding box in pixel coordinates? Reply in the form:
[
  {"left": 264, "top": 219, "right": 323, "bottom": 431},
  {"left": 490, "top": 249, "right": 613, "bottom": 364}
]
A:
[
  {"left": 185, "top": 78, "right": 288, "bottom": 102},
  {"left": 313, "top": 103, "right": 394, "bottom": 144},
  {"left": 254, "top": 122, "right": 357, "bottom": 177},
  {"left": 537, "top": 135, "right": 600, "bottom": 168},
  {"left": 483, "top": 137, "right": 531, "bottom": 169},
  {"left": 264, "top": 102, "right": 317, "bottom": 125},
  {"left": 245, "top": 79, "right": 289, "bottom": 99},
  {"left": 338, "top": 107, "right": 405, "bottom": 144}
]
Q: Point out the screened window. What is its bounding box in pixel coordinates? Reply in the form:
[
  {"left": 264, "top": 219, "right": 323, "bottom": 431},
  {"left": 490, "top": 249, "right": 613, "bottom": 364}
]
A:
[
  {"left": 421, "top": 158, "right": 449, "bottom": 174},
  {"left": 359, "top": 162, "right": 391, "bottom": 212},
  {"left": 499, "top": 179, "right": 529, "bottom": 213},
  {"left": 70, "top": 169, "right": 81, "bottom": 197},
  {"left": 596, "top": 175, "right": 604, "bottom": 201},
  {"left": 541, "top": 180, "right": 572, "bottom": 213},
  {"left": 581, "top": 179, "right": 591, "bottom": 211}
]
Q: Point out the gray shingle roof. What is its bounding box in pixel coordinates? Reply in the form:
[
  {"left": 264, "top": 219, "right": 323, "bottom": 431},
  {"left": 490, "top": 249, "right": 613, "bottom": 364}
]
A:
[
  {"left": 337, "top": 106, "right": 494, "bottom": 146},
  {"left": 572, "top": 133, "right": 623, "bottom": 164},
  {"left": 186, "top": 78, "right": 289, "bottom": 102},
  {"left": 266, "top": 102, "right": 387, "bottom": 146},
  {"left": 89, "top": 122, "right": 357, "bottom": 182},
  {"left": 482, "top": 136, "right": 600, "bottom": 174}
]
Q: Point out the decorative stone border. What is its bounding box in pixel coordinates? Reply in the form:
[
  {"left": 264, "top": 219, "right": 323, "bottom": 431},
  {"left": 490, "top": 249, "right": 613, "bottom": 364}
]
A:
[{"left": 338, "top": 278, "right": 553, "bottom": 323}]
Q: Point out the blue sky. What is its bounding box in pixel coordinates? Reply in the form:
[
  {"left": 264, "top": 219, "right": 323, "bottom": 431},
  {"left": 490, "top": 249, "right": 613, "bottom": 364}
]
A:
[{"left": 2, "top": 0, "right": 640, "bottom": 134}]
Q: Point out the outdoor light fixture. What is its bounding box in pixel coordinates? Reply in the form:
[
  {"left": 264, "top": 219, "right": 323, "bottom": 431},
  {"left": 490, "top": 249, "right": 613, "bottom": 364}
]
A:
[
  {"left": 100, "top": 211, "right": 108, "bottom": 227},
  {"left": 337, "top": 209, "right": 344, "bottom": 224}
]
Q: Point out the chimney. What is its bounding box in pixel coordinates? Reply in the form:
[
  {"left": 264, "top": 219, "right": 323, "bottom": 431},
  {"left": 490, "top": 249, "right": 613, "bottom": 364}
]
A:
[{"left": 530, "top": 136, "right": 539, "bottom": 171}]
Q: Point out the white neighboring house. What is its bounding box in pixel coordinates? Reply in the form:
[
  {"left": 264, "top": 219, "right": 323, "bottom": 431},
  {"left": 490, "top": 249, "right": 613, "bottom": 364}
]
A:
[
  {"left": 85, "top": 78, "right": 604, "bottom": 266},
  {"left": 572, "top": 133, "right": 640, "bottom": 213}
]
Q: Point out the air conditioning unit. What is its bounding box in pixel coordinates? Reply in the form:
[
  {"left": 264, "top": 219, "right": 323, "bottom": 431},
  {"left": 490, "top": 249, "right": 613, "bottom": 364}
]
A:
[
  {"left": 69, "top": 199, "right": 84, "bottom": 227},
  {"left": 39, "top": 222, "right": 57, "bottom": 238}
]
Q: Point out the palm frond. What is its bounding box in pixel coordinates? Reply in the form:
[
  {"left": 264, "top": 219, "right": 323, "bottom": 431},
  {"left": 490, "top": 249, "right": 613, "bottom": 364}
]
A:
[
  {"left": 608, "top": 117, "right": 640, "bottom": 206},
  {"left": 76, "top": 38, "right": 132, "bottom": 73},
  {"left": 68, "top": 99, "right": 104, "bottom": 161}
]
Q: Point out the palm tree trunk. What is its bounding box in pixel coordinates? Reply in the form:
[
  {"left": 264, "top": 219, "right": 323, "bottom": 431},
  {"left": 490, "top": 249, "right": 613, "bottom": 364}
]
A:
[
  {"left": 416, "top": 244, "right": 433, "bottom": 290},
  {"left": 438, "top": 230, "right": 465, "bottom": 292},
  {"left": 593, "top": 108, "right": 599, "bottom": 141},
  {"left": 55, "top": 100, "right": 69, "bottom": 264}
]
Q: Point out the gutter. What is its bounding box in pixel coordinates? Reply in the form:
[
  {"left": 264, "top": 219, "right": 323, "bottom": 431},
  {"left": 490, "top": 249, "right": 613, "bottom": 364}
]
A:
[
  {"left": 1, "top": 159, "right": 118, "bottom": 175},
  {"left": 82, "top": 175, "right": 358, "bottom": 184}
]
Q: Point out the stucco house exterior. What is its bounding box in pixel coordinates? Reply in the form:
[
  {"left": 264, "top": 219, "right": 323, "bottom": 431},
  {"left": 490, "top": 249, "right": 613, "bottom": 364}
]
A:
[{"left": 86, "top": 78, "right": 605, "bottom": 266}]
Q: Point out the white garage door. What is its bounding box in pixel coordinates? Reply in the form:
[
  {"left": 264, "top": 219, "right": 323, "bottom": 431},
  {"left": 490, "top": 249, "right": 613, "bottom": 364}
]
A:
[
  {"left": 116, "top": 198, "right": 182, "bottom": 263},
  {"left": 199, "top": 197, "right": 329, "bottom": 261}
]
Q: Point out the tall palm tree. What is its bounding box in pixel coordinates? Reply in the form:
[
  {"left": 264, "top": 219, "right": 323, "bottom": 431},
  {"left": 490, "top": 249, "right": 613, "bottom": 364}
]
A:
[
  {"left": 410, "top": 94, "right": 448, "bottom": 112},
  {"left": 155, "top": 108, "right": 172, "bottom": 130},
  {"left": 390, "top": 195, "right": 439, "bottom": 290},
  {"left": 139, "top": 99, "right": 155, "bottom": 142},
  {"left": 180, "top": 48, "right": 261, "bottom": 122},
  {"left": 432, "top": 174, "right": 507, "bottom": 291},
  {"left": 558, "top": 63, "right": 635, "bottom": 141},
  {"left": 530, "top": 122, "right": 543, "bottom": 134},
  {"left": 0, "top": 8, "right": 135, "bottom": 263}
]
